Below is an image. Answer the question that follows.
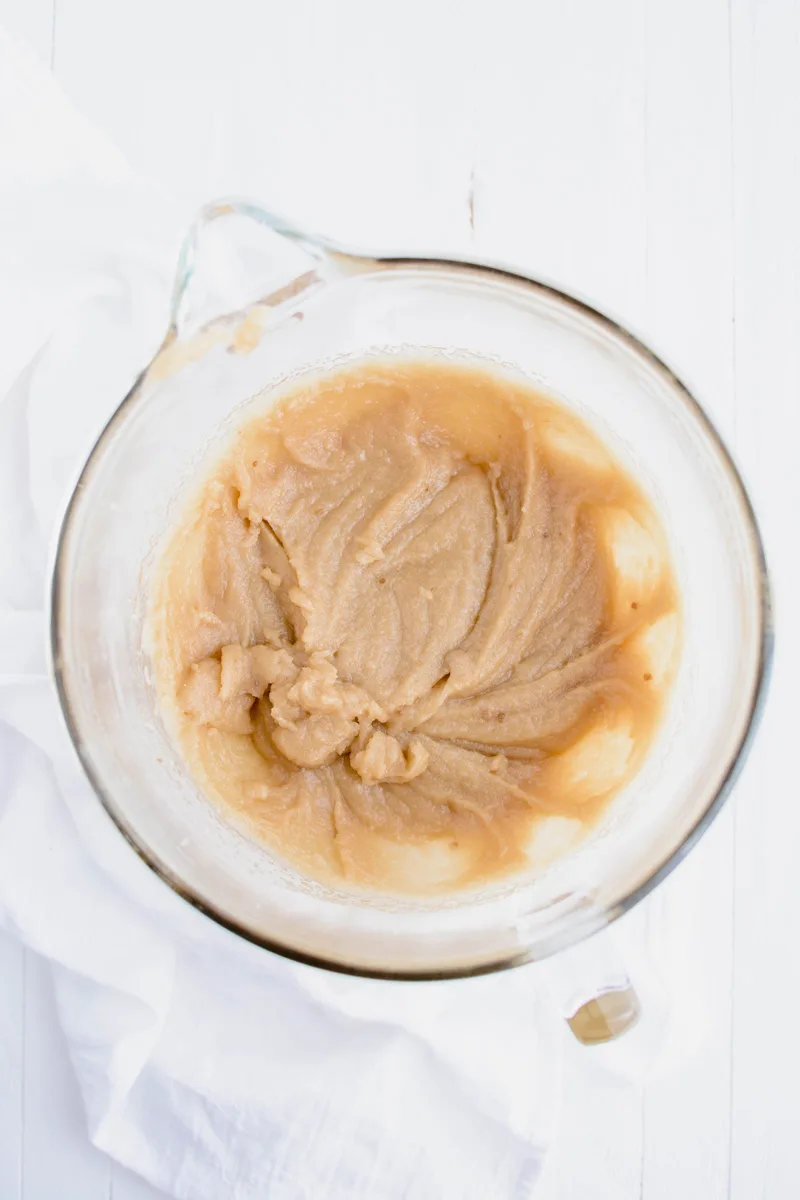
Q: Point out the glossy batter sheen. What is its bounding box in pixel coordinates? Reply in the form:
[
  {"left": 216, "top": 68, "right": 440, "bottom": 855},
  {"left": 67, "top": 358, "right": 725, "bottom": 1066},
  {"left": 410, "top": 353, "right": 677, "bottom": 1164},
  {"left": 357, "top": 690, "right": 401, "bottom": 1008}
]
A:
[{"left": 150, "top": 360, "right": 679, "bottom": 895}]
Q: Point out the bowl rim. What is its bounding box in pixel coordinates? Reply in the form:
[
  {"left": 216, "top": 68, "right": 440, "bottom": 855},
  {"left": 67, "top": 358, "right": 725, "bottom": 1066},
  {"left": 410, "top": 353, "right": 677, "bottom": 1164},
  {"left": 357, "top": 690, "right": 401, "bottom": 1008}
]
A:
[{"left": 50, "top": 238, "right": 774, "bottom": 982}]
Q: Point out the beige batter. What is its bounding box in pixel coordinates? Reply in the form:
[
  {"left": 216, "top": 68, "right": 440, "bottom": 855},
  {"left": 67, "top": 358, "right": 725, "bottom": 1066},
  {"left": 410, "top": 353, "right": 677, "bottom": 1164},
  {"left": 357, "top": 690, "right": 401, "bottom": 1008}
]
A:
[{"left": 150, "top": 360, "right": 679, "bottom": 895}]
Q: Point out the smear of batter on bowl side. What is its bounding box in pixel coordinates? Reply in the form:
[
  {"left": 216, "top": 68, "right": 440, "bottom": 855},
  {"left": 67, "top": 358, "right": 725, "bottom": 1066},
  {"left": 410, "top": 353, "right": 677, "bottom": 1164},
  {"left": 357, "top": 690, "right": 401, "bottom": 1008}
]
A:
[{"left": 149, "top": 359, "right": 679, "bottom": 895}]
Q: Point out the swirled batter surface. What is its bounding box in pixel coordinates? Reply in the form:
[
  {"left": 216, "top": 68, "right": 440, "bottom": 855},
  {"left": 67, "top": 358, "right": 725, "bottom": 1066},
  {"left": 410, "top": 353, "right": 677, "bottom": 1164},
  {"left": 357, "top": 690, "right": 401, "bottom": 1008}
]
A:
[{"left": 151, "top": 360, "right": 678, "bottom": 894}]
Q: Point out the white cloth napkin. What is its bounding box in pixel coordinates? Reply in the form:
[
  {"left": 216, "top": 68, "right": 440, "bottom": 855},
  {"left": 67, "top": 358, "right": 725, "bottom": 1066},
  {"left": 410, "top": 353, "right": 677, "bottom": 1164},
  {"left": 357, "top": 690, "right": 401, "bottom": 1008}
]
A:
[{"left": 0, "top": 28, "right": 555, "bottom": 1198}]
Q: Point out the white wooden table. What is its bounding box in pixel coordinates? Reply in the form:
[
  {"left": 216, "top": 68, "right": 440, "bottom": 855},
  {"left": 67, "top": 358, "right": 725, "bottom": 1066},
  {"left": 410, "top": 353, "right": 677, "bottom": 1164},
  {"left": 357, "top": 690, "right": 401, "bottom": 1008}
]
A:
[{"left": 0, "top": 1, "right": 796, "bottom": 1196}]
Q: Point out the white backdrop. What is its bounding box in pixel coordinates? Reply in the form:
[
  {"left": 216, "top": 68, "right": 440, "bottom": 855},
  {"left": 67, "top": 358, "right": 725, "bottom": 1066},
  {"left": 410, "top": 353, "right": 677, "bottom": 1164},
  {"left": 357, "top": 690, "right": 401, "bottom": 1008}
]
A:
[{"left": 0, "top": 1, "right": 796, "bottom": 1197}]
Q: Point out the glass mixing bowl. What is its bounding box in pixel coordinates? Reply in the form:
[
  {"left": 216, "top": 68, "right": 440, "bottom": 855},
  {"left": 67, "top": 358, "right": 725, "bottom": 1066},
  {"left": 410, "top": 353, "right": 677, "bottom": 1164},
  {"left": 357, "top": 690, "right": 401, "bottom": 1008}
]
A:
[{"left": 50, "top": 200, "right": 772, "bottom": 1042}]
